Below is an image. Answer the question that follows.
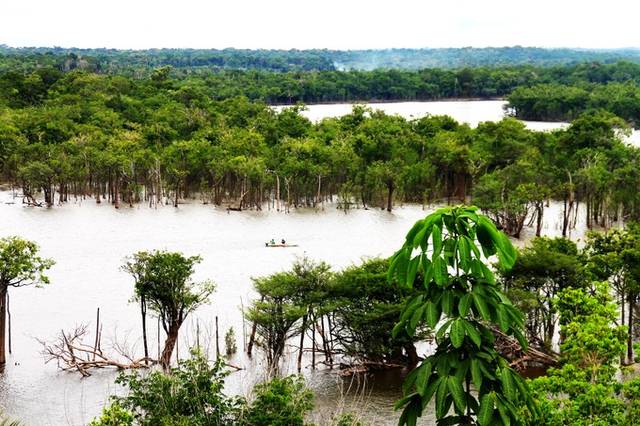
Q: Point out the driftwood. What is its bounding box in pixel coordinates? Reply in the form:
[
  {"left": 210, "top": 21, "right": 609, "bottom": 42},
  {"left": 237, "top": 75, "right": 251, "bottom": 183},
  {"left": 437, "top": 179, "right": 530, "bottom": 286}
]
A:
[
  {"left": 39, "top": 324, "right": 153, "bottom": 377},
  {"left": 337, "top": 360, "right": 405, "bottom": 376},
  {"left": 333, "top": 327, "right": 559, "bottom": 377},
  {"left": 492, "top": 327, "right": 559, "bottom": 372}
]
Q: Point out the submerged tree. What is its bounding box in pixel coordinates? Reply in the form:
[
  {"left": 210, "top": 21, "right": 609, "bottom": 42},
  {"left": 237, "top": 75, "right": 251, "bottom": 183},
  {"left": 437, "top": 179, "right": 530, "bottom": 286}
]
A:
[
  {"left": 584, "top": 224, "right": 640, "bottom": 364},
  {"left": 389, "top": 206, "right": 537, "bottom": 425},
  {"left": 329, "top": 258, "right": 424, "bottom": 366},
  {"left": 246, "top": 272, "right": 306, "bottom": 373},
  {"left": 122, "top": 252, "right": 153, "bottom": 365},
  {"left": 125, "top": 251, "right": 214, "bottom": 370},
  {"left": 0, "top": 236, "right": 54, "bottom": 366},
  {"left": 500, "top": 237, "right": 584, "bottom": 348}
]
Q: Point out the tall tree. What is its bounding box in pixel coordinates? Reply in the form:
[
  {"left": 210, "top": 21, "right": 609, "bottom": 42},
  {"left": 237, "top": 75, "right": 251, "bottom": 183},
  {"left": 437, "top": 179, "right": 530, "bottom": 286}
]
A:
[
  {"left": 0, "top": 236, "right": 54, "bottom": 366},
  {"left": 125, "top": 251, "right": 214, "bottom": 370}
]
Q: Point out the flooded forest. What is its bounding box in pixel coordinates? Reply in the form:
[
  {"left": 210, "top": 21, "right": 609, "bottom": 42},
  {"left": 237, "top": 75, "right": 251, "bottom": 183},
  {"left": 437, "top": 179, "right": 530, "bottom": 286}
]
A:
[{"left": 2, "top": 47, "right": 640, "bottom": 425}]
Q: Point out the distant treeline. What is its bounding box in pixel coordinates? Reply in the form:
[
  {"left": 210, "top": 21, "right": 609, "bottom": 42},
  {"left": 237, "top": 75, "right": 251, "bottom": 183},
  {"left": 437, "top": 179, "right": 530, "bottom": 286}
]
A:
[
  {"left": 1, "top": 69, "right": 639, "bottom": 241},
  {"left": 3, "top": 45, "right": 640, "bottom": 73},
  {"left": 507, "top": 82, "right": 640, "bottom": 125},
  {"left": 331, "top": 47, "right": 640, "bottom": 70},
  {"left": 3, "top": 59, "right": 640, "bottom": 110}
]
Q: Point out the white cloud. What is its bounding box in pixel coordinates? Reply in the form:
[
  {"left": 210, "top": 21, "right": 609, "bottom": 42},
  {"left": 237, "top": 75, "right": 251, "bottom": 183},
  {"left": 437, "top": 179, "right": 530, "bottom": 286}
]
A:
[{"left": 0, "top": 0, "right": 638, "bottom": 49}]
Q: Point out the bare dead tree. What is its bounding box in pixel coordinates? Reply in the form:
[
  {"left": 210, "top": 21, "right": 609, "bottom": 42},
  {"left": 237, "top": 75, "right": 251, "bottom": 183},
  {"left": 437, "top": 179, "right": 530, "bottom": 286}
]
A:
[{"left": 39, "top": 324, "right": 153, "bottom": 377}]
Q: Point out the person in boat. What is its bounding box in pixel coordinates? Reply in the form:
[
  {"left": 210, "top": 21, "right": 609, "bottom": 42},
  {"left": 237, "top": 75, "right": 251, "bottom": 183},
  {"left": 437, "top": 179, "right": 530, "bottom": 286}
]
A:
[
  {"left": 270, "top": 238, "right": 276, "bottom": 245},
  {"left": 281, "top": 238, "right": 286, "bottom": 245}
]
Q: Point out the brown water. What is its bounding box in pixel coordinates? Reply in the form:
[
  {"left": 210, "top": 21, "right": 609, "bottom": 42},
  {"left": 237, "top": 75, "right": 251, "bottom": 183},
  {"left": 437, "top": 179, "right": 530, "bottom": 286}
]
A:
[{"left": 0, "top": 189, "right": 589, "bottom": 425}]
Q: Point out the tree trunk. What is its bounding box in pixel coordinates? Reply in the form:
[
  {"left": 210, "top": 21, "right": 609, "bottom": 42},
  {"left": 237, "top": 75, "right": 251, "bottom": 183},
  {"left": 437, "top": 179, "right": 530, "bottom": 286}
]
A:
[
  {"left": 628, "top": 296, "right": 635, "bottom": 364},
  {"left": 114, "top": 174, "right": 120, "bottom": 209},
  {"left": 535, "top": 204, "right": 543, "bottom": 237},
  {"left": 140, "top": 297, "right": 149, "bottom": 365},
  {"left": 404, "top": 343, "right": 419, "bottom": 367},
  {"left": 297, "top": 314, "right": 307, "bottom": 372},
  {"left": 160, "top": 323, "right": 180, "bottom": 371},
  {"left": 0, "top": 286, "right": 6, "bottom": 366},
  {"left": 386, "top": 182, "right": 394, "bottom": 212}
]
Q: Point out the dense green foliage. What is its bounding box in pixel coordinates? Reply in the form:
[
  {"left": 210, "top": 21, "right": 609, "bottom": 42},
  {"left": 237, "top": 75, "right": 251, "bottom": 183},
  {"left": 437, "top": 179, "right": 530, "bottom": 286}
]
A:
[
  {"left": 507, "top": 82, "right": 640, "bottom": 125},
  {"left": 4, "top": 59, "right": 640, "bottom": 105},
  {"left": 584, "top": 224, "right": 640, "bottom": 364},
  {"left": 501, "top": 237, "right": 584, "bottom": 347},
  {"left": 389, "top": 206, "right": 537, "bottom": 425},
  {"left": 3, "top": 46, "right": 640, "bottom": 74},
  {"left": 90, "top": 350, "right": 315, "bottom": 426},
  {"left": 246, "top": 257, "right": 424, "bottom": 373},
  {"left": 1, "top": 63, "right": 639, "bottom": 231},
  {"left": 523, "top": 283, "right": 639, "bottom": 426},
  {"left": 244, "top": 376, "right": 314, "bottom": 426},
  {"left": 0, "top": 46, "right": 335, "bottom": 73}
]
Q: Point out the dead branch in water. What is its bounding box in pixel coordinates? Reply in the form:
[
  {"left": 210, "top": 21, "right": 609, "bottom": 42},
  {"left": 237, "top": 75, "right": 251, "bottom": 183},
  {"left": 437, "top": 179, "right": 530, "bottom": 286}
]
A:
[
  {"left": 492, "top": 327, "right": 559, "bottom": 371},
  {"left": 39, "top": 324, "right": 153, "bottom": 377}
]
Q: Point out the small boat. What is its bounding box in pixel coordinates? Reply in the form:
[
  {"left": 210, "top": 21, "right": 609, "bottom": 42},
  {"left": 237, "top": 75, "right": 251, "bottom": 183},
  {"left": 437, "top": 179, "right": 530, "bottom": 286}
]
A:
[{"left": 265, "top": 243, "right": 299, "bottom": 247}]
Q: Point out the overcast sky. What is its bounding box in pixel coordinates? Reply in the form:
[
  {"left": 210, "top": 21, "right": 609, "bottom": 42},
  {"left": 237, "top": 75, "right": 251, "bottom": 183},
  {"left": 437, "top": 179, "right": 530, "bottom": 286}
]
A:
[{"left": 2, "top": 0, "right": 639, "bottom": 50}]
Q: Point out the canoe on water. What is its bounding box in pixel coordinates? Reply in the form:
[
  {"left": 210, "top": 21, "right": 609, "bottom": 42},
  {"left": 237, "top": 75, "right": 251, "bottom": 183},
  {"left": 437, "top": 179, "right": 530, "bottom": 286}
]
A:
[{"left": 265, "top": 243, "right": 299, "bottom": 247}]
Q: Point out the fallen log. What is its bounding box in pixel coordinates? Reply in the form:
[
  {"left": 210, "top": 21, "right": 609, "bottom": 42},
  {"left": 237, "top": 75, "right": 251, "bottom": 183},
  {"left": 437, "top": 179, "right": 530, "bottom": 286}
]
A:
[{"left": 492, "top": 327, "right": 559, "bottom": 372}]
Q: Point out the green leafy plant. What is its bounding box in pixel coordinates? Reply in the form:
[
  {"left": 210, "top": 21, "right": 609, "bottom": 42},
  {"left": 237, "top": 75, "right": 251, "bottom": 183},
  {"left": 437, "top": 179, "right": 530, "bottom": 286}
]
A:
[
  {"left": 244, "top": 375, "right": 314, "bottom": 426},
  {"left": 99, "top": 350, "right": 244, "bottom": 426},
  {"left": 88, "top": 402, "right": 134, "bottom": 426},
  {"left": 225, "top": 327, "right": 237, "bottom": 357},
  {"left": 388, "top": 205, "right": 537, "bottom": 425}
]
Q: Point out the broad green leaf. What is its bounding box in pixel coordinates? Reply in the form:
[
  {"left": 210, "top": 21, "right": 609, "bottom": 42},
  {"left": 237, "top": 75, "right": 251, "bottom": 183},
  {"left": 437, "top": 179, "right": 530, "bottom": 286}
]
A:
[
  {"left": 496, "top": 305, "right": 510, "bottom": 332},
  {"left": 435, "top": 377, "right": 449, "bottom": 418},
  {"left": 426, "top": 302, "right": 441, "bottom": 328},
  {"left": 400, "top": 295, "right": 423, "bottom": 322},
  {"left": 416, "top": 361, "right": 432, "bottom": 394},
  {"left": 448, "top": 376, "right": 466, "bottom": 413},
  {"left": 470, "top": 358, "right": 483, "bottom": 389},
  {"left": 496, "top": 398, "right": 511, "bottom": 426},
  {"left": 392, "top": 321, "right": 405, "bottom": 338},
  {"left": 394, "top": 392, "right": 418, "bottom": 411},
  {"left": 444, "top": 238, "right": 457, "bottom": 266},
  {"left": 387, "top": 250, "right": 402, "bottom": 283},
  {"left": 462, "top": 321, "right": 482, "bottom": 348},
  {"left": 432, "top": 224, "right": 443, "bottom": 258},
  {"left": 464, "top": 235, "right": 482, "bottom": 259},
  {"left": 406, "top": 255, "right": 420, "bottom": 288},
  {"left": 472, "top": 292, "right": 491, "bottom": 320},
  {"left": 478, "top": 392, "right": 495, "bottom": 426},
  {"left": 422, "top": 256, "right": 433, "bottom": 287},
  {"left": 458, "top": 293, "right": 472, "bottom": 317},
  {"left": 408, "top": 303, "right": 426, "bottom": 336},
  {"left": 476, "top": 221, "right": 497, "bottom": 258},
  {"left": 457, "top": 237, "right": 471, "bottom": 270},
  {"left": 495, "top": 234, "right": 517, "bottom": 269},
  {"left": 449, "top": 320, "right": 464, "bottom": 348},
  {"left": 433, "top": 257, "right": 448, "bottom": 286},
  {"left": 500, "top": 368, "right": 516, "bottom": 400},
  {"left": 406, "top": 219, "right": 425, "bottom": 246},
  {"left": 413, "top": 224, "right": 428, "bottom": 249},
  {"left": 442, "top": 290, "right": 454, "bottom": 315},
  {"left": 402, "top": 366, "right": 419, "bottom": 395}
]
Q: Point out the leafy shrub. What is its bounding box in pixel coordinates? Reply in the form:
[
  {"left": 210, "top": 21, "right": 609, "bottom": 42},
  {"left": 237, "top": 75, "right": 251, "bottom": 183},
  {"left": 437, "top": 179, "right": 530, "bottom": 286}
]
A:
[{"left": 244, "top": 375, "right": 314, "bottom": 426}]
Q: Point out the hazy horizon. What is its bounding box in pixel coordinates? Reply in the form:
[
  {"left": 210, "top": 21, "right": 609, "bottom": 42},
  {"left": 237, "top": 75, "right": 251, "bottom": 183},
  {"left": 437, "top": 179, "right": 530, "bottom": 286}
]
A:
[
  {"left": 2, "top": 0, "right": 639, "bottom": 50},
  {"left": 3, "top": 44, "right": 640, "bottom": 52}
]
